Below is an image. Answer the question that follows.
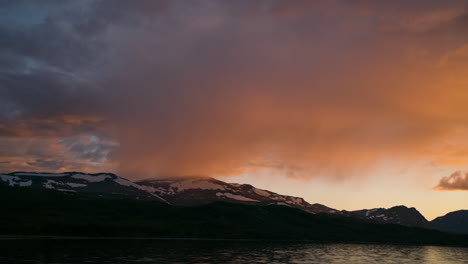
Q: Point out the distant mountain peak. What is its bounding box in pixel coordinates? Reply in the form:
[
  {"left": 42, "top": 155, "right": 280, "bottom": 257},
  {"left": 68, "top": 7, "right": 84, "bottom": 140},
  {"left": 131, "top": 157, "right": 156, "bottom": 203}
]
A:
[
  {"left": 431, "top": 210, "right": 468, "bottom": 234},
  {"left": 352, "top": 205, "right": 431, "bottom": 228}
]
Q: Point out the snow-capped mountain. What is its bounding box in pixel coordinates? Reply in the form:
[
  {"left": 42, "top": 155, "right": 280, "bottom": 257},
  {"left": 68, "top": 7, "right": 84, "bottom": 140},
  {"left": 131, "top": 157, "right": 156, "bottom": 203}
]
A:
[
  {"left": 137, "top": 176, "right": 338, "bottom": 214},
  {"left": 431, "top": 210, "right": 468, "bottom": 234},
  {"left": 0, "top": 172, "right": 167, "bottom": 203},
  {"left": 351, "top": 206, "right": 432, "bottom": 228},
  {"left": 0, "top": 172, "right": 337, "bottom": 214},
  {"left": 0, "top": 171, "right": 439, "bottom": 229}
]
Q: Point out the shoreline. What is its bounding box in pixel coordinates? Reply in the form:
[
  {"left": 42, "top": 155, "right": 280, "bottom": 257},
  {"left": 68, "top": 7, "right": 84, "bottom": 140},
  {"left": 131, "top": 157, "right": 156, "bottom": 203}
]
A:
[{"left": 1, "top": 235, "right": 467, "bottom": 248}]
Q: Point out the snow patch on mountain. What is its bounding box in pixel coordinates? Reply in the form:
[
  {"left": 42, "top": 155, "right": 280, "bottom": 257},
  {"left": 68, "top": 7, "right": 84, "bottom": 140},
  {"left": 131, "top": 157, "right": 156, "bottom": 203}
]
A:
[
  {"left": 114, "top": 177, "right": 140, "bottom": 188},
  {"left": 216, "top": 192, "right": 259, "bottom": 202},
  {"left": 44, "top": 180, "right": 85, "bottom": 189},
  {"left": 253, "top": 189, "right": 270, "bottom": 197},
  {"left": 115, "top": 178, "right": 156, "bottom": 193},
  {"left": 290, "top": 197, "right": 304, "bottom": 205},
  {"left": 71, "top": 174, "right": 111, "bottom": 182},
  {"left": 66, "top": 183, "right": 87, "bottom": 188},
  {"left": 114, "top": 178, "right": 168, "bottom": 202},
  {"left": 56, "top": 188, "right": 76, "bottom": 192},
  {"left": 1, "top": 174, "right": 33, "bottom": 187},
  {"left": 0, "top": 175, "right": 20, "bottom": 185},
  {"left": 366, "top": 208, "right": 380, "bottom": 217},
  {"left": 44, "top": 180, "right": 63, "bottom": 189},
  {"left": 19, "top": 180, "right": 32, "bottom": 187}
]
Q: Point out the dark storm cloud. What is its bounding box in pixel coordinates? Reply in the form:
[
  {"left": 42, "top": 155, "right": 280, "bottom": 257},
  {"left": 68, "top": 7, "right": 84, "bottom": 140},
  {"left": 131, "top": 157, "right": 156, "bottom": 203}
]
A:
[
  {"left": 0, "top": 5, "right": 100, "bottom": 122},
  {"left": 0, "top": 0, "right": 171, "bottom": 123},
  {"left": 26, "top": 159, "right": 64, "bottom": 170},
  {"left": 0, "top": 116, "right": 106, "bottom": 138},
  {"left": 0, "top": 0, "right": 117, "bottom": 171},
  {"left": 0, "top": 136, "right": 118, "bottom": 173},
  {"left": 59, "top": 136, "right": 119, "bottom": 163}
]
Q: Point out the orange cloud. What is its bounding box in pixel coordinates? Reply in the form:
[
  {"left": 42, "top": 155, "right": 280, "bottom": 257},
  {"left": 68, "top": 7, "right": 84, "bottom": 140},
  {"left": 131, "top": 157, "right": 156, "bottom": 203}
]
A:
[
  {"left": 96, "top": 1, "right": 468, "bottom": 180},
  {"left": 434, "top": 171, "right": 468, "bottom": 191},
  {"left": 0, "top": 116, "right": 106, "bottom": 138}
]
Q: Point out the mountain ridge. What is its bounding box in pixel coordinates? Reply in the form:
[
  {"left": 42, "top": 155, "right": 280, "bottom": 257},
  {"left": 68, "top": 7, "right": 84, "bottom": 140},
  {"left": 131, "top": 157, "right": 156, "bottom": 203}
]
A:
[
  {"left": 0, "top": 171, "right": 168, "bottom": 203},
  {"left": 431, "top": 210, "right": 468, "bottom": 234},
  {"left": 351, "top": 205, "right": 432, "bottom": 228},
  {"left": 1, "top": 171, "right": 464, "bottom": 232},
  {"left": 2, "top": 183, "right": 468, "bottom": 246},
  {"left": 137, "top": 176, "right": 339, "bottom": 214}
]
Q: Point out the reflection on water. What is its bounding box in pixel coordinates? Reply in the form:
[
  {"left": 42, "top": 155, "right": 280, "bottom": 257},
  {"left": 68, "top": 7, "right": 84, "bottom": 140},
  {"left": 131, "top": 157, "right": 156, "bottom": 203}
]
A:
[{"left": 0, "top": 239, "right": 467, "bottom": 264}]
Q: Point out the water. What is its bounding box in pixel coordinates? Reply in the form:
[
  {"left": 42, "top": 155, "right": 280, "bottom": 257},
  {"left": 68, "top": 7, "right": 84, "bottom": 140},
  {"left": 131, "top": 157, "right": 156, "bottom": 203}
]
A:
[{"left": 1, "top": 239, "right": 467, "bottom": 263}]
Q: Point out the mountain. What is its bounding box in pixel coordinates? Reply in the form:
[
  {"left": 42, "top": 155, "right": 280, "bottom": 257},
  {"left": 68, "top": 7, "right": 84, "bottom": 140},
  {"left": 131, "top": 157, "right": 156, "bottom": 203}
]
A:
[
  {"left": 2, "top": 183, "right": 468, "bottom": 246},
  {"left": 0, "top": 172, "right": 337, "bottom": 214},
  {"left": 135, "top": 177, "right": 436, "bottom": 229},
  {"left": 431, "top": 210, "right": 468, "bottom": 234},
  {"left": 0, "top": 171, "right": 442, "bottom": 229},
  {"left": 351, "top": 206, "right": 432, "bottom": 228},
  {"left": 0, "top": 172, "right": 167, "bottom": 203},
  {"left": 137, "top": 176, "right": 338, "bottom": 214}
]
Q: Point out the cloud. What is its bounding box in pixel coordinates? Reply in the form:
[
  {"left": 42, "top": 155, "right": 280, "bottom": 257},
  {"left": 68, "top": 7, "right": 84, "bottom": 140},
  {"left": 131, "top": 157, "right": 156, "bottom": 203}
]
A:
[
  {"left": 2, "top": 1, "right": 468, "bottom": 179},
  {"left": 26, "top": 159, "right": 65, "bottom": 170},
  {"left": 104, "top": 0, "right": 468, "bottom": 179},
  {"left": 434, "top": 171, "right": 468, "bottom": 191},
  {"left": 59, "top": 135, "right": 119, "bottom": 163},
  {"left": 0, "top": 136, "right": 118, "bottom": 173}
]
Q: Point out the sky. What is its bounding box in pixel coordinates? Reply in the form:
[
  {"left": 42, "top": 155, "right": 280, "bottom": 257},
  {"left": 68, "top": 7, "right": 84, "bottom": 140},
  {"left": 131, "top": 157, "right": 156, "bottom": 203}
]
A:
[{"left": 1, "top": 0, "right": 468, "bottom": 220}]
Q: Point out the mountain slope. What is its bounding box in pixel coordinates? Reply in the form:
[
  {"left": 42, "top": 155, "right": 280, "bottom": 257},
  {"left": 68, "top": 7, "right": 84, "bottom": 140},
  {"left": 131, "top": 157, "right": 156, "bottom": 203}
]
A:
[
  {"left": 1, "top": 183, "right": 468, "bottom": 246},
  {"left": 351, "top": 206, "right": 432, "bottom": 228},
  {"left": 137, "top": 176, "right": 338, "bottom": 214},
  {"left": 431, "top": 210, "right": 468, "bottom": 234},
  {"left": 0, "top": 172, "right": 167, "bottom": 203},
  {"left": 0, "top": 171, "right": 445, "bottom": 229},
  {"left": 137, "top": 177, "right": 436, "bottom": 229}
]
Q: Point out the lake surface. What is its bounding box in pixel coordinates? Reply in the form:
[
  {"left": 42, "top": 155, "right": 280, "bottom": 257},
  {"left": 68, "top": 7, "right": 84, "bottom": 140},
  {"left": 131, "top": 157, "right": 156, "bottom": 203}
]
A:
[{"left": 1, "top": 239, "right": 467, "bottom": 263}]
